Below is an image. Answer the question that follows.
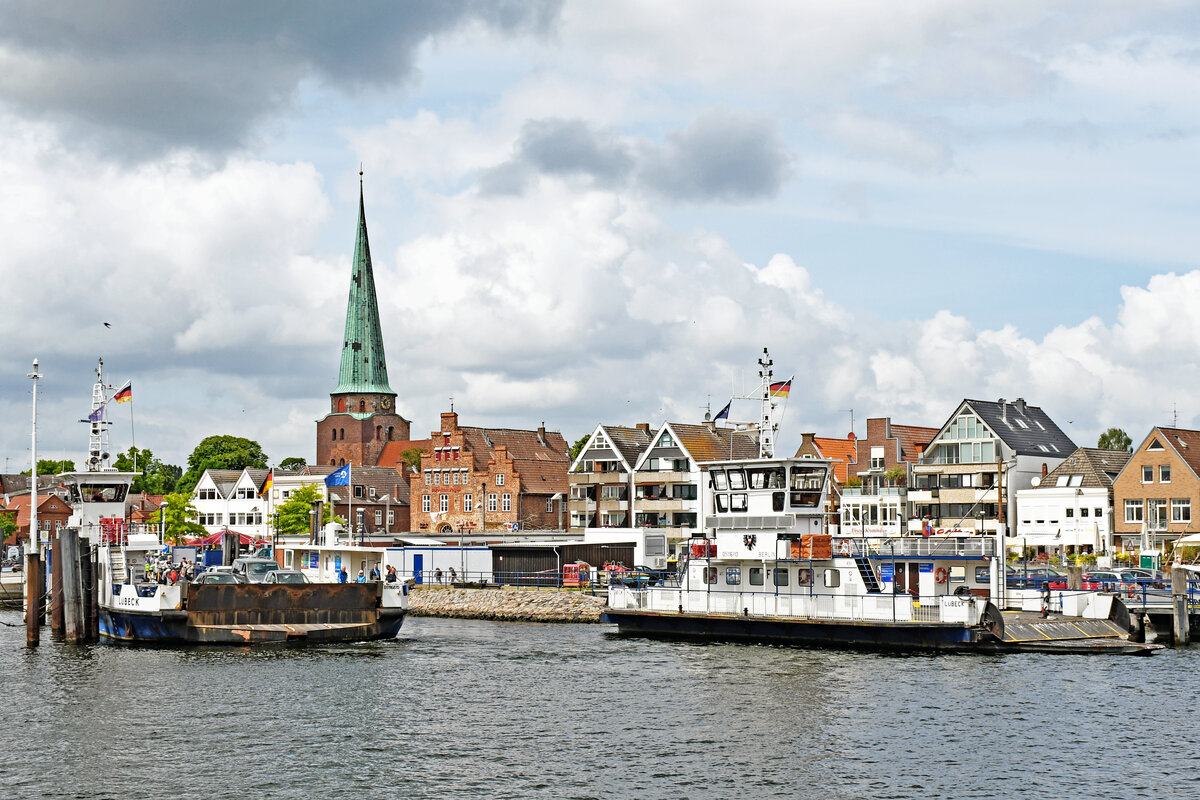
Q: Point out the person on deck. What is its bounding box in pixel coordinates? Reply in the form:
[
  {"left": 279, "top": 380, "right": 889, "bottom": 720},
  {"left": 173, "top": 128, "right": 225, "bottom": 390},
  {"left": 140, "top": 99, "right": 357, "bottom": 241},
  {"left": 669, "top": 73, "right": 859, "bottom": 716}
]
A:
[
  {"left": 355, "top": 570, "right": 366, "bottom": 584},
  {"left": 338, "top": 567, "right": 348, "bottom": 583}
]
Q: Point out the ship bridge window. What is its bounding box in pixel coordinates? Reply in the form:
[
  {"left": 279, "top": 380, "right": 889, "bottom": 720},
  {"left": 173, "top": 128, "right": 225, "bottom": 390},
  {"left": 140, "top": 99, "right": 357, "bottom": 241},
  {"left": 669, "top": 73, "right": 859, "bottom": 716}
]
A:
[
  {"left": 749, "top": 567, "right": 764, "bottom": 586},
  {"left": 730, "top": 493, "right": 748, "bottom": 512},
  {"left": 727, "top": 469, "right": 747, "bottom": 490},
  {"left": 711, "top": 470, "right": 728, "bottom": 492},
  {"left": 725, "top": 567, "right": 741, "bottom": 585},
  {"left": 747, "top": 467, "right": 786, "bottom": 490},
  {"left": 715, "top": 495, "right": 729, "bottom": 513},
  {"left": 789, "top": 465, "right": 825, "bottom": 508},
  {"left": 78, "top": 484, "right": 127, "bottom": 503},
  {"left": 824, "top": 569, "right": 841, "bottom": 588}
]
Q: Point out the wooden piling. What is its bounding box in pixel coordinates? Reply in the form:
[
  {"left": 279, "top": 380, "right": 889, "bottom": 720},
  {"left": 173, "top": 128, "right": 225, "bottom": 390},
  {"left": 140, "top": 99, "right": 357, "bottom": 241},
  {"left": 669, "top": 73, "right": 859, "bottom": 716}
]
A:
[
  {"left": 50, "top": 532, "right": 64, "bottom": 635},
  {"left": 61, "top": 529, "right": 83, "bottom": 644},
  {"left": 1171, "top": 567, "right": 1190, "bottom": 646},
  {"left": 25, "top": 552, "right": 41, "bottom": 647},
  {"left": 82, "top": 548, "right": 98, "bottom": 642}
]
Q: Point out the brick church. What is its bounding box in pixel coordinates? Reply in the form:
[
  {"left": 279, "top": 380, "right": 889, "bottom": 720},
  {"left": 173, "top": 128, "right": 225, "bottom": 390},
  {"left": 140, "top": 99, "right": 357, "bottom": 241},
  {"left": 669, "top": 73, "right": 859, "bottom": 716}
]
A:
[{"left": 316, "top": 179, "right": 410, "bottom": 467}]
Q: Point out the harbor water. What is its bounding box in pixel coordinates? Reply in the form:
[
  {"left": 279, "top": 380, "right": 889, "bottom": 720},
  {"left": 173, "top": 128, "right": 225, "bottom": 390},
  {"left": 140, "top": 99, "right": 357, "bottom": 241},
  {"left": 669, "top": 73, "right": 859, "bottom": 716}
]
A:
[{"left": 3, "top": 610, "right": 1199, "bottom": 799}]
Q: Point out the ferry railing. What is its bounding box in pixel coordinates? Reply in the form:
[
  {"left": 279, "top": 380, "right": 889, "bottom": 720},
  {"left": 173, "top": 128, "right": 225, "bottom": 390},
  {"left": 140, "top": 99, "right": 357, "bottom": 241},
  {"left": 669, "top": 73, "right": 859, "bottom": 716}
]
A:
[
  {"left": 834, "top": 536, "right": 996, "bottom": 558},
  {"left": 401, "top": 568, "right": 670, "bottom": 591}
]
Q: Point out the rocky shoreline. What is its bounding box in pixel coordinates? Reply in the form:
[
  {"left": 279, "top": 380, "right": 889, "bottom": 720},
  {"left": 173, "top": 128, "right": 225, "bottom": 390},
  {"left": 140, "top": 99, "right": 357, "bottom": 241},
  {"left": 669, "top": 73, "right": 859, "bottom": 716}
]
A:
[{"left": 408, "top": 586, "right": 608, "bottom": 623}]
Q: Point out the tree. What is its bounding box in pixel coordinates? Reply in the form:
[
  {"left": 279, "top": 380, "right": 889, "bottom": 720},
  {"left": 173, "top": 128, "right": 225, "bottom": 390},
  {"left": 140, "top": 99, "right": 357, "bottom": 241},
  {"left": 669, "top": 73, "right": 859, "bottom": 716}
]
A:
[
  {"left": 176, "top": 435, "right": 269, "bottom": 494},
  {"left": 113, "top": 446, "right": 181, "bottom": 494},
  {"left": 883, "top": 465, "right": 907, "bottom": 486},
  {"left": 568, "top": 434, "right": 591, "bottom": 461},
  {"left": 21, "top": 459, "right": 76, "bottom": 476},
  {"left": 156, "top": 492, "right": 206, "bottom": 544},
  {"left": 276, "top": 483, "right": 341, "bottom": 537},
  {"left": 1, "top": 511, "right": 17, "bottom": 545},
  {"left": 398, "top": 447, "right": 424, "bottom": 472},
  {"left": 1097, "top": 428, "right": 1133, "bottom": 453},
  {"left": 279, "top": 457, "right": 307, "bottom": 472}
]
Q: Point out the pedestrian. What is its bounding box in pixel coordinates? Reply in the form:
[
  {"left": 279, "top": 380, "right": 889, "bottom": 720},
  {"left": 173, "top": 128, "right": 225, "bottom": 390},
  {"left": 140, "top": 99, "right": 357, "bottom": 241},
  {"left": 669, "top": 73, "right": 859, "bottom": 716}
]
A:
[
  {"left": 1040, "top": 582, "right": 1052, "bottom": 619},
  {"left": 370, "top": 564, "right": 380, "bottom": 580},
  {"left": 339, "top": 567, "right": 348, "bottom": 584},
  {"left": 434, "top": 567, "right": 443, "bottom": 584},
  {"left": 448, "top": 567, "right": 457, "bottom": 584},
  {"left": 356, "top": 569, "right": 366, "bottom": 584},
  {"left": 385, "top": 565, "right": 398, "bottom": 584}
]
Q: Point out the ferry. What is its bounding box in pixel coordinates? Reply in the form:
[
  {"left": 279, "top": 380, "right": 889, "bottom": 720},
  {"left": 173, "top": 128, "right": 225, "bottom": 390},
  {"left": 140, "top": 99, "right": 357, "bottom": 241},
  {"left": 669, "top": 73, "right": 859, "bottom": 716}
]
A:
[
  {"left": 71, "top": 361, "right": 409, "bottom": 644},
  {"left": 603, "top": 351, "right": 1151, "bottom": 654}
]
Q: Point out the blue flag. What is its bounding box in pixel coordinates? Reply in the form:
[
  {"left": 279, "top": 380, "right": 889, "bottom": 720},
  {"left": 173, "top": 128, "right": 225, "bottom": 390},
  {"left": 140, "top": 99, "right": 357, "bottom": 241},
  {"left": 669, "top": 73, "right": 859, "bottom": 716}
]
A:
[
  {"left": 714, "top": 400, "right": 731, "bottom": 422},
  {"left": 87, "top": 406, "right": 104, "bottom": 422},
  {"left": 325, "top": 464, "right": 351, "bottom": 486}
]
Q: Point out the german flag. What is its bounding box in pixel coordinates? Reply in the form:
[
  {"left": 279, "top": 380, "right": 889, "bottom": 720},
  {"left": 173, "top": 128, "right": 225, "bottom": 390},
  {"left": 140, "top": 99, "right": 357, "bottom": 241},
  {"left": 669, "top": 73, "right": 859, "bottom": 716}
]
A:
[
  {"left": 260, "top": 470, "right": 273, "bottom": 497},
  {"left": 113, "top": 381, "right": 132, "bottom": 403},
  {"left": 769, "top": 378, "right": 792, "bottom": 397}
]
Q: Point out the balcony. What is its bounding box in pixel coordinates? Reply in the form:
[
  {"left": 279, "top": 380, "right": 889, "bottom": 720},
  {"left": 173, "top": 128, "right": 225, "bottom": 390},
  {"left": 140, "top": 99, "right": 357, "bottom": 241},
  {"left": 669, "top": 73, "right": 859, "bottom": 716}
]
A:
[
  {"left": 637, "top": 499, "right": 686, "bottom": 512},
  {"left": 908, "top": 489, "right": 937, "bottom": 502},
  {"left": 569, "top": 471, "right": 627, "bottom": 485}
]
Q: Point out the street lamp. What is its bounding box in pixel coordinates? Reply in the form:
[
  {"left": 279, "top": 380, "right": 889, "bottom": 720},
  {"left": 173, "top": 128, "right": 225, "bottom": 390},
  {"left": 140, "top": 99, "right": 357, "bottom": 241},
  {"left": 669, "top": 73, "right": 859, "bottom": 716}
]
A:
[{"left": 159, "top": 500, "right": 168, "bottom": 545}]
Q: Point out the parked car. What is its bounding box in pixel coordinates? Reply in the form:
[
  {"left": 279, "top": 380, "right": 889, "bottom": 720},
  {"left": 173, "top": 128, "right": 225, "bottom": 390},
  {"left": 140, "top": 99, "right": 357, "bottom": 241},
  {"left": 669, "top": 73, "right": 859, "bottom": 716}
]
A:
[
  {"left": 1006, "top": 566, "right": 1067, "bottom": 589},
  {"left": 230, "top": 557, "right": 281, "bottom": 584},
  {"left": 1081, "top": 570, "right": 1129, "bottom": 591},
  {"left": 193, "top": 571, "right": 241, "bottom": 585},
  {"left": 263, "top": 570, "right": 309, "bottom": 585},
  {"left": 610, "top": 565, "right": 664, "bottom": 588}
]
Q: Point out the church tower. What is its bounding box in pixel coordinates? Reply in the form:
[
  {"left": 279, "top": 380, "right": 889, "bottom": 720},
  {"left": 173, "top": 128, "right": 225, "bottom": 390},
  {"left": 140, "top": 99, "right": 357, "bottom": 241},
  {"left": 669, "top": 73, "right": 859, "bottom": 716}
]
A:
[{"left": 316, "top": 176, "right": 410, "bottom": 467}]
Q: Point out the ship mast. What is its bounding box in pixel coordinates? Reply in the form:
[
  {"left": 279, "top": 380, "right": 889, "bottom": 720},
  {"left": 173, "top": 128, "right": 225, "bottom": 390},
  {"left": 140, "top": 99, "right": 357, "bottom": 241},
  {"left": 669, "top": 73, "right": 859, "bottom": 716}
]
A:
[
  {"left": 85, "top": 358, "right": 112, "bottom": 472},
  {"left": 757, "top": 348, "right": 778, "bottom": 459}
]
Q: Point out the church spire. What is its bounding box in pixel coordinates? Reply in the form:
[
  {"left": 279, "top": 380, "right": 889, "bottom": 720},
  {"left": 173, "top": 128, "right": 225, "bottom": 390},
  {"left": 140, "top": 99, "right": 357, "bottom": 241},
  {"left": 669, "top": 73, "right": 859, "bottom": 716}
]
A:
[{"left": 334, "top": 174, "right": 394, "bottom": 395}]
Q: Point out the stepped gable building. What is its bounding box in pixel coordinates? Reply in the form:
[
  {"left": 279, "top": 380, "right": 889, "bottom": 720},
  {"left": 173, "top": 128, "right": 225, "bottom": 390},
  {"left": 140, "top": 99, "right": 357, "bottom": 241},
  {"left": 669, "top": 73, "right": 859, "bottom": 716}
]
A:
[
  {"left": 316, "top": 179, "right": 410, "bottom": 468},
  {"left": 840, "top": 417, "right": 938, "bottom": 538},
  {"left": 411, "top": 411, "right": 570, "bottom": 533}
]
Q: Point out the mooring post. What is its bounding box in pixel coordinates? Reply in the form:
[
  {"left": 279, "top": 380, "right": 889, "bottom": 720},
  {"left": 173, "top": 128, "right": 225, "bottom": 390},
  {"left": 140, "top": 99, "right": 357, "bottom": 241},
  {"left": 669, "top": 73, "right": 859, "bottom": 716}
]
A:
[
  {"left": 84, "top": 547, "right": 99, "bottom": 642},
  {"left": 61, "top": 529, "right": 83, "bottom": 643},
  {"left": 1171, "top": 567, "right": 1190, "bottom": 646},
  {"left": 25, "top": 552, "right": 41, "bottom": 646},
  {"left": 51, "top": 531, "right": 64, "bottom": 635}
]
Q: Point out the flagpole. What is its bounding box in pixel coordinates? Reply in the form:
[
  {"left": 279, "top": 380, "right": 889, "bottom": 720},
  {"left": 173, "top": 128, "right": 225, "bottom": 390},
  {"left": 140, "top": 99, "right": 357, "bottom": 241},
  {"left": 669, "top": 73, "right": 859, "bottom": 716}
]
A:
[
  {"left": 350, "top": 462, "right": 354, "bottom": 546},
  {"left": 129, "top": 388, "right": 137, "bottom": 473}
]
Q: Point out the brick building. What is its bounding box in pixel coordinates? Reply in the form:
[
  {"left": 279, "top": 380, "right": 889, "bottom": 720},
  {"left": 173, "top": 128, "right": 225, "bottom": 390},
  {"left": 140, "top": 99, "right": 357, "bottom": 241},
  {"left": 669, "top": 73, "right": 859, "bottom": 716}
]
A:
[
  {"left": 840, "top": 417, "right": 938, "bottom": 538},
  {"left": 1, "top": 493, "right": 73, "bottom": 548},
  {"left": 316, "top": 180, "right": 410, "bottom": 468},
  {"left": 1112, "top": 427, "right": 1200, "bottom": 553},
  {"left": 411, "top": 411, "right": 569, "bottom": 533}
]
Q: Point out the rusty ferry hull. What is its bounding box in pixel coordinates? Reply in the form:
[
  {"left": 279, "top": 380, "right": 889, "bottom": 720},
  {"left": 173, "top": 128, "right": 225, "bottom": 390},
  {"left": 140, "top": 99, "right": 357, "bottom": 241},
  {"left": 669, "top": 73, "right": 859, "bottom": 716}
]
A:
[{"left": 98, "top": 582, "right": 407, "bottom": 645}]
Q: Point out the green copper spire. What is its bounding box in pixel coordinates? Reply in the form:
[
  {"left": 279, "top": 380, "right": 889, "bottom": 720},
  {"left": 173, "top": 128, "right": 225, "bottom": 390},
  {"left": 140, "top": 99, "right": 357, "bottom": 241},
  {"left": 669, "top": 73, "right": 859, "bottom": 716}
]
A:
[{"left": 334, "top": 178, "right": 395, "bottom": 395}]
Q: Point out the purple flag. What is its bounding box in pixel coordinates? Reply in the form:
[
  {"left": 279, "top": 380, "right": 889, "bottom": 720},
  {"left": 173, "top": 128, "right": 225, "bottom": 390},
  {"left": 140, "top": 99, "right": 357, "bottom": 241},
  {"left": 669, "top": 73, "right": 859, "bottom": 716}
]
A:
[{"left": 87, "top": 406, "right": 104, "bottom": 422}]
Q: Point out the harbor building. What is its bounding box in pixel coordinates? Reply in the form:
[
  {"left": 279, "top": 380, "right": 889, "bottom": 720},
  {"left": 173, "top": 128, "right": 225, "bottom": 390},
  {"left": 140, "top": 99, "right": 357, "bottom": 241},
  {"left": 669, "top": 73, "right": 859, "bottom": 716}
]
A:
[
  {"left": 1015, "top": 447, "right": 1128, "bottom": 558},
  {"left": 1112, "top": 427, "right": 1200, "bottom": 553},
  {"left": 316, "top": 179, "right": 410, "bottom": 468},
  {"left": 839, "top": 417, "right": 937, "bottom": 538},
  {"left": 408, "top": 411, "right": 569, "bottom": 534},
  {"left": 909, "top": 398, "right": 1075, "bottom": 538}
]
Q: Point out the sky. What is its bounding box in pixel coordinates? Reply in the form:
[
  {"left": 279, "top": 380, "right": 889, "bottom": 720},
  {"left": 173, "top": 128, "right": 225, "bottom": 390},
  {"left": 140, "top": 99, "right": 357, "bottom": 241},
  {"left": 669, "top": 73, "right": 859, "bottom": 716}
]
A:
[{"left": 2, "top": 0, "right": 1200, "bottom": 472}]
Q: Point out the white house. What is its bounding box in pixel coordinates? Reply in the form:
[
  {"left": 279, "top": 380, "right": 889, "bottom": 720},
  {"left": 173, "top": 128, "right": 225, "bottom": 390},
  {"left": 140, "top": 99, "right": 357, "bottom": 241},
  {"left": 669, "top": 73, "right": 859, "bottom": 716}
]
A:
[{"left": 1015, "top": 447, "right": 1130, "bottom": 556}]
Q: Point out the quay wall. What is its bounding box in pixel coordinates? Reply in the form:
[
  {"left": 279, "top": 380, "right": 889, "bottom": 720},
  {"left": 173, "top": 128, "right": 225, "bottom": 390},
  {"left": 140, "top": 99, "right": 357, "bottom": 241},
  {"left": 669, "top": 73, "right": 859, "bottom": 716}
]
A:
[{"left": 408, "top": 586, "right": 607, "bottom": 623}]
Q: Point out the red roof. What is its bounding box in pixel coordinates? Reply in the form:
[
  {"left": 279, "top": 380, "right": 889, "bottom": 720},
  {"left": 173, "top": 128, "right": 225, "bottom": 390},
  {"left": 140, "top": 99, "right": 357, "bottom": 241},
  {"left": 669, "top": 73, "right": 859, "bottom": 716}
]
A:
[{"left": 812, "top": 437, "right": 858, "bottom": 483}]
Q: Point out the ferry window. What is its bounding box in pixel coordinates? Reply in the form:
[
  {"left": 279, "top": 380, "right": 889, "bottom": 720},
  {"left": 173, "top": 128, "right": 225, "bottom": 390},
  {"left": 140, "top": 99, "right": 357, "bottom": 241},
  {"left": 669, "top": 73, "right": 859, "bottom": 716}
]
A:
[
  {"left": 748, "top": 467, "right": 785, "bottom": 489},
  {"left": 789, "top": 466, "right": 825, "bottom": 508},
  {"left": 711, "top": 470, "right": 728, "bottom": 491},
  {"left": 749, "top": 567, "right": 764, "bottom": 585},
  {"left": 949, "top": 566, "right": 966, "bottom": 583},
  {"left": 824, "top": 569, "right": 841, "bottom": 588},
  {"left": 975, "top": 567, "right": 990, "bottom": 583},
  {"left": 774, "top": 568, "right": 789, "bottom": 587},
  {"left": 773, "top": 492, "right": 784, "bottom": 512},
  {"left": 730, "top": 493, "right": 748, "bottom": 512},
  {"left": 79, "top": 484, "right": 127, "bottom": 502},
  {"left": 703, "top": 567, "right": 718, "bottom": 584},
  {"left": 727, "top": 470, "right": 746, "bottom": 490},
  {"left": 725, "top": 567, "right": 741, "bottom": 585},
  {"left": 715, "top": 495, "right": 729, "bottom": 513}
]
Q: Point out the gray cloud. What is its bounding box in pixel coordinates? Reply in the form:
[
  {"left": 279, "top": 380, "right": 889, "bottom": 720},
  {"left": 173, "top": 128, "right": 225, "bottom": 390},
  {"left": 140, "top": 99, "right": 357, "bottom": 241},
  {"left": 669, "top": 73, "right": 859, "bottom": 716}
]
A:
[
  {"left": 480, "top": 110, "right": 791, "bottom": 202},
  {"left": 0, "top": 0, "right": 562, "bottom": 157}
]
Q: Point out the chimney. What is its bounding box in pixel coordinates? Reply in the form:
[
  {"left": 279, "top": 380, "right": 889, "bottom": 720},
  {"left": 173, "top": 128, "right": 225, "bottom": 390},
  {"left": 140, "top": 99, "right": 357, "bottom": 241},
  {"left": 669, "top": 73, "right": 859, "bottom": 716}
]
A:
[
  {"left": 440, "top": 411, "right": 459, "bottom": 433},
  {"left": 636, "top": 423, "right": 650, "bottom": 434},
  {"left": 998, "top": 398, "right": 1006, "bottom": 422},
  {"left": 1041, "top": 462, "right": 1048, "bottom": 478},
  {"left": 1014, "top": 397, "right": 1027, "bottom": 415},
  {"left": 537, "top": 422, "right": 546, "bottom": 446}
]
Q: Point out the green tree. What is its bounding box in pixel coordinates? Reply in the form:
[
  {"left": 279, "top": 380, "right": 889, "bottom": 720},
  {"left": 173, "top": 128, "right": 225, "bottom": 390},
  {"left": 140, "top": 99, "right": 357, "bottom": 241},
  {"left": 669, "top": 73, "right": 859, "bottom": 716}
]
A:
[
  {"left": 113, "top": 447, "right": 181, "bottom": 494},
  {"left": 279, "top": 457, "right": 307, "bottom": 472},
  {"left": 1097, "top": 427, "right": 1133, "bottom": 453},
  {"left": 568, "top": 434, "right": 591, "bottom": 461},
  {"left": 1, "top": 511, "right": 17, "bottom": 545},
  {"left": 156, "top": 492, "right": 206, "bottom": 544},
  {"left": 398, "top": 447, "right": 424, "bottom": 471},
  {"left": 884, "top": 465, "right": 907, "bottom": 486},
  {"left": 21, "top": 459, "right": 76, "bottom": 476},
  {"left": 176, "top": 435, "right": 268, "bottom": 494},
  {"left": 276, "top": 483, "right": 340, "bottom": 537}
]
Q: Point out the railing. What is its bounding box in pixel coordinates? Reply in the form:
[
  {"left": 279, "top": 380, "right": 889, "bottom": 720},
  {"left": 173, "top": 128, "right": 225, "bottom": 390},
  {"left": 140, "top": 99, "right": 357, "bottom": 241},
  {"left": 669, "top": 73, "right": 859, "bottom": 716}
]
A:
[{"left": 833, "top": 536, "right": 996, "bottom": 558}]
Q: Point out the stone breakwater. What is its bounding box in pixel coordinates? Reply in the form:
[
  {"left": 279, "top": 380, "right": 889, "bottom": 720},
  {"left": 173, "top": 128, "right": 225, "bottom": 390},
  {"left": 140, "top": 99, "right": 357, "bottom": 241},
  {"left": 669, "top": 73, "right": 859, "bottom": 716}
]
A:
[{"left": 409, "top": 586, "right": 608, "bottom": 623}]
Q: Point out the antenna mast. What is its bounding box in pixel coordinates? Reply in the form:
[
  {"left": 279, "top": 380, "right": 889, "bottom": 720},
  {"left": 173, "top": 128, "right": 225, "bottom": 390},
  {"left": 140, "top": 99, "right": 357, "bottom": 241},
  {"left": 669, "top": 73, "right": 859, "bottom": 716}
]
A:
[
  {"left": 86, "top": 358, "right": 112, "bottom": 471},
  {"left": 757, "top": 348, "right": 776, "bottom": 458}
]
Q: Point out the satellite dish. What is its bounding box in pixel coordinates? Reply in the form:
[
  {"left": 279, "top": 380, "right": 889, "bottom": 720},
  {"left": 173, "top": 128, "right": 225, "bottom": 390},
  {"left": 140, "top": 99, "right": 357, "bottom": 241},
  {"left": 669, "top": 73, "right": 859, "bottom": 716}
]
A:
[{"left": 1031, "top": 477, "right": 1041, "bottom": 487}]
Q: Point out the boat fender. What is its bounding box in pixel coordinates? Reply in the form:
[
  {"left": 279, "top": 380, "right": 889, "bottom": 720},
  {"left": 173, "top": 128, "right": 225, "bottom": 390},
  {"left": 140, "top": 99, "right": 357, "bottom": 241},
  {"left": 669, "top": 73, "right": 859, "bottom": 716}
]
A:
[{"left": 934, "top": 567, "right": 948, "bottom": 584}]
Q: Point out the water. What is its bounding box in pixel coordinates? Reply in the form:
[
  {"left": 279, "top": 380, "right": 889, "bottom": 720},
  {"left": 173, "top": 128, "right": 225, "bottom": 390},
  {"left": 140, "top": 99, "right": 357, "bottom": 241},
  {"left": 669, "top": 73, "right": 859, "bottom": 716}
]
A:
[{"left": 3, "top": 611, "right": 1199, "bottom": 799}]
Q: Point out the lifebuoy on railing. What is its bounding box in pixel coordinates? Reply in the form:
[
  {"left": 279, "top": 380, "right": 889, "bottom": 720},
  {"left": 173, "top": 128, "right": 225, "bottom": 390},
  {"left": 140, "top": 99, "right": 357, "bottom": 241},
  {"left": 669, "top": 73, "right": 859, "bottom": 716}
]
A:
[
  {"left": 934, "top": 567, "right": 948, "bottom": 584},
  {"left": 798, "top": 568, "right": 811, "bottom": 585},
  {"left": 838, "top": 540, "right": 850, "bottom": 556},
  {"left": 1127, "top": 583, "right": 1137, "bottom": 599}
]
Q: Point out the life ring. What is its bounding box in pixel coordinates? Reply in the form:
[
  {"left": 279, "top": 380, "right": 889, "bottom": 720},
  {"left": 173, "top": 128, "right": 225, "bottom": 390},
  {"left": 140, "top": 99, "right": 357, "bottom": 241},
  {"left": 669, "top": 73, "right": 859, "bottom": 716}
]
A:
[
  {"left": 1126, "top": 584, "right": 1137, "bottom": 599},
  {"left": 838, "top": 540, "right": 850, "bottom": 556},
  {"left": 934, "top": 567, "right": 948, "bottom": 584},
  {"left": 797, "top": 568, "right": 811, "bottom": 585}
]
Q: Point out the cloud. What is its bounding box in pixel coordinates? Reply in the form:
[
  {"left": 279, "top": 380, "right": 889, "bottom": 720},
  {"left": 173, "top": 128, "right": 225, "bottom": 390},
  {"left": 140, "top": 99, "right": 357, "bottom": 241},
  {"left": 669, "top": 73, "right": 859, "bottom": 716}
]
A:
[
  {"left": 0, "top": 0, "right": 562, "bottom": 157},
  {"left": 478, "top": 109, "right": 790, "bottom": 202}
]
